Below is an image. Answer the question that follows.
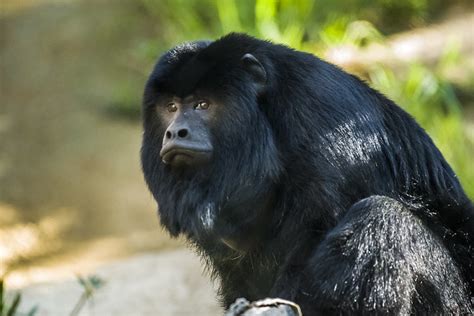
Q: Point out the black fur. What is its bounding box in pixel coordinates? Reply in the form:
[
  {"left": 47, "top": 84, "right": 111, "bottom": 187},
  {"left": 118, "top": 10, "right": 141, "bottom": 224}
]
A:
[{"left": 141, "top": 34, "right": 474, "bottom": 314}]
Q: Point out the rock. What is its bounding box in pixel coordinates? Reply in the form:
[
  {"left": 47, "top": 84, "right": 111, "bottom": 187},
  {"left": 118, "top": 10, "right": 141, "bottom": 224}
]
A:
[{"left": 225, "top": 298, "right": 302, "bottom": 316}]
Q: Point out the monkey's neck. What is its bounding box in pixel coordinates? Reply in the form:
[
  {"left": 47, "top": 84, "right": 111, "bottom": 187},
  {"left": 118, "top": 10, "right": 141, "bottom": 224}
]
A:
[{"left": 204, "top": 187, "right": 278, "bottom": 254}]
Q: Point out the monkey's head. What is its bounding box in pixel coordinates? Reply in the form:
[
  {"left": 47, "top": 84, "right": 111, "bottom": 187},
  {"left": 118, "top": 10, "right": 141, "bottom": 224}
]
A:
[{"left": 141, "top": 35, "right": 281, "bottom": 244}]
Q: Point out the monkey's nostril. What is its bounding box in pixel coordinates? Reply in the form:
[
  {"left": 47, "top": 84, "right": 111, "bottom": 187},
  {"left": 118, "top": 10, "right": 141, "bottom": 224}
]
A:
[
  {"left": 166, "top": 131, "right": 172, "bottom": 139},
  {"left": 178, "top": 129, "right": 188, "bottom": 138}
]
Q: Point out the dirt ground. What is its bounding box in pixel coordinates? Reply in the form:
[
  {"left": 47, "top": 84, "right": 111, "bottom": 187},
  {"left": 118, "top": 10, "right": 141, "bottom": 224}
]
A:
[{"left": 14, "top": 249, "right": 221, "bottom": 316}]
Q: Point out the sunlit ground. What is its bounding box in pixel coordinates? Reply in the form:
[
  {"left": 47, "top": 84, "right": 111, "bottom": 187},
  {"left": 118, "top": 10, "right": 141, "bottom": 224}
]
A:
[{"left": 0, "top": 204, "right": 184, "bottom": 289}]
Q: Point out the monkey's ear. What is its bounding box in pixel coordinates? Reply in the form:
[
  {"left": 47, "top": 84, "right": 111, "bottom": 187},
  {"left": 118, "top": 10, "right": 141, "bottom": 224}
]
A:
[{"left": 241, "top": 53, "right": 266, "bottom": 95}]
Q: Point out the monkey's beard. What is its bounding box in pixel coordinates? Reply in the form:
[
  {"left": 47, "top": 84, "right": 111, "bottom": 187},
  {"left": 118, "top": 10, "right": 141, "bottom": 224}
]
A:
[{"left": 149, "top": 132, "right": 281, "bottom": 244}]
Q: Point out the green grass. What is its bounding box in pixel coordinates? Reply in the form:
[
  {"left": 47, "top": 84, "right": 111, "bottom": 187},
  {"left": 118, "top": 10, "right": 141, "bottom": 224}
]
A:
[
  {"left": 369, "top": 53, "right": 474, "bottom": 198},
  {"left": 0, "top": 279, "right": 37, "bottom": 316}
]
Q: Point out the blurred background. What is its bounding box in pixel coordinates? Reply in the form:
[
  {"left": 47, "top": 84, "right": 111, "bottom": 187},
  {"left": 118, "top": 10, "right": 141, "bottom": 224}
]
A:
[{"left": 1, "top": 0, "right": 473, "bottom": 314}]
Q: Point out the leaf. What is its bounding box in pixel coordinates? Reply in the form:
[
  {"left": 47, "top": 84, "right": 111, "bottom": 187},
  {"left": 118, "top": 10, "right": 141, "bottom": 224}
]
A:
[
  {"left": 26, "top": 306, "right": 39, "bottom": 316},
  {"left": 1, "top": 279, "right": 4, "bottom": 314},
  {"left": 6, "top": 293, "right": 20, "bottom": 316}
]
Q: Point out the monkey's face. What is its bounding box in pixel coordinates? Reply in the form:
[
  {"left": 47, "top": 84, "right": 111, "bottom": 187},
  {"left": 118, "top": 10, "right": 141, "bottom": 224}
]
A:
[
  {"left": 157, "top": 94, "right": 214, "bottom": 168},
  {"left": 140, "top": 41, "right": 282, "bottom": 238}
]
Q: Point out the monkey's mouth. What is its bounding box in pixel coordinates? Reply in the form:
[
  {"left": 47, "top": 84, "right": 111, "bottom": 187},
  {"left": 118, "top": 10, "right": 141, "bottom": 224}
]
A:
[{"left": 160, "top": 146, "right": 212, "bottom": 166}]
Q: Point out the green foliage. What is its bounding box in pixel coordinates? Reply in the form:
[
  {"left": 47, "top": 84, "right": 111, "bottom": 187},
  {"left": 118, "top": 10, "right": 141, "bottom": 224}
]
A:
[
  {"left": 138, "top": 0, "right": 437, "bottom": 50},
  {"left": 0, "top": 280, "right": 37, "bottom": 316},
  {"left": 369, "top": 47, "right": 474, "bottom": 198},
  {"left": 107, "top": 80, "right": 143, "bottom": 121},
  {"left": 70, "top": 275, "right": 105, "bottom": 316},
  {"left": 127, "top": 0, "right": 473, "bottom": 198}
]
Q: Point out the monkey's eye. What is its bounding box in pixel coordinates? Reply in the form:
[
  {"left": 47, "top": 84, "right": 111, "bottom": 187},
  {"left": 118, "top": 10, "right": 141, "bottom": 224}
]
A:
[
  {"left": 167, "top": 102, "right": 177, "bottom": 112},
  {"left": 194, "top": 101, "right": 209, "bottom": 110}
]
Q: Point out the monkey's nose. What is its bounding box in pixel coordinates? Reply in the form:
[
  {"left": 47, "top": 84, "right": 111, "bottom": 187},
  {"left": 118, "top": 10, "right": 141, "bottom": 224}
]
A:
[{"left": 165, "top": 127, "right": 189, "bottom": 140}]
